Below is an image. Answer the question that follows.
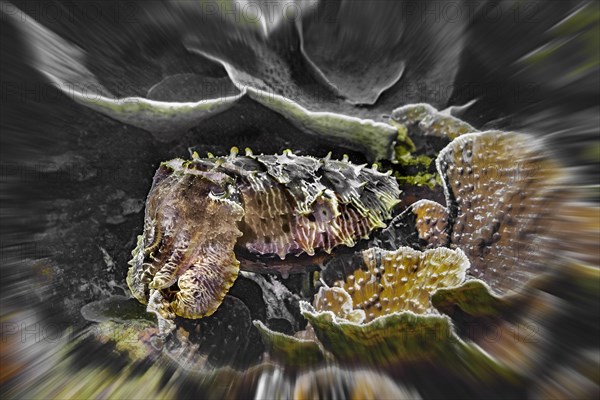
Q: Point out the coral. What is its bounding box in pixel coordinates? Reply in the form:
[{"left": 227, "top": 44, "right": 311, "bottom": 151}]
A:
[
  {"left": 432, "top": 280, "right": 507, "bottom": 318},
  {"left": 369, "top": 200, "right": 447, "bottom": 251},
  {"left": 254, "top": 320, "right": 326, "bottom": 368},
  {"left": 381, "top": 130, "right": 586, "bottom": 296},
  {"left": 244, "top": 89, "right": 398, "bottom": 161},
  {"left": 313, "top": 286, "right": 365, "bottom": 323},
  {"left": 409, "top": 200, "right": 450, "bottom": 248},
  {"left": 300, "top": 300, "right": 520, "bottom": 384},
  {"left": 331, "top": 246, "right": 469, "bottom": 321},
  {"left": 302, "top": 305, "right": 454, "bottom": 364},
  {"left": 254, "top": 246, "right": 472, "bottom": 369},
  {"left": 392, "top": 103, "right": 477, "bottom": 141},
  {"left": 431, "top": 262, "right": 600, "bottom": 375},
  {"left": 437, "top": 130, "right": 568, "bottom": 293}
]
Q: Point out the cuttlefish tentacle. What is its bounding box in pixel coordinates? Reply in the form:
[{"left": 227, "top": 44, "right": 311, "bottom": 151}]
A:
[{"left": 172, "top": 244, "right": 240, "bottom": 319}]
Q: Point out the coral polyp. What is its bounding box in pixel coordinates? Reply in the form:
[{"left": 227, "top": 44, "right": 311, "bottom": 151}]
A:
[{"left": 127, "top": 150, "right": 401, "bottom": 333}]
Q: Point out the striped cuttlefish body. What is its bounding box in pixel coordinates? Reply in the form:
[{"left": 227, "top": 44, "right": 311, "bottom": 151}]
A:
[{"left": 127, "top": 149, "right": 401, "bottom": 333}]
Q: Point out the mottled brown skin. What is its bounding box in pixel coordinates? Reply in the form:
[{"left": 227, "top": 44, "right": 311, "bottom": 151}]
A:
[
  {"left": 127, "top": 151, "right": 401, "bottom": 334},
  {"left": 127, "top": 161, "right": 245, "bottom": 332}
]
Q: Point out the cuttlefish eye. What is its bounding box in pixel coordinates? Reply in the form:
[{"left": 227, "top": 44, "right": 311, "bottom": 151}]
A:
[{"left": 210, "top": 186, "right": 227, "bottom": 197}]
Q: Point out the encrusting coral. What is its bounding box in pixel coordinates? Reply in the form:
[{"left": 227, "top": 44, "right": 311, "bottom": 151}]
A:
[
  {"left": 436, "top": 131, "right": 568, "bottom": 292},
  {"left": 258, "top": 246, "right": 471, "bottom": 366},
  {"left": 328, "top": 246, "right": 469, "bottom": 321}
]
